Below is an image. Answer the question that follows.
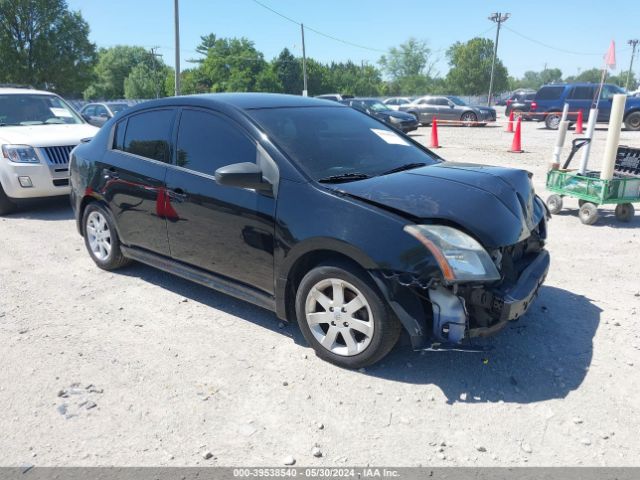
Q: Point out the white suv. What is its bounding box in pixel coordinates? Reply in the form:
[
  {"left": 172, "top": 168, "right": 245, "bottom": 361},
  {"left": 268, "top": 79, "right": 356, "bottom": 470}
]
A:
[{"left": 0, "top": 88, "right": 98, "bottom": 214}]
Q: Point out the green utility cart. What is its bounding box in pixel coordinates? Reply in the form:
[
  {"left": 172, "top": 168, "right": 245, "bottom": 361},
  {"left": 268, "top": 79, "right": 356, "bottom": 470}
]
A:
[{"left": 546, "top": 144, "right": 640, "bottom": 225}]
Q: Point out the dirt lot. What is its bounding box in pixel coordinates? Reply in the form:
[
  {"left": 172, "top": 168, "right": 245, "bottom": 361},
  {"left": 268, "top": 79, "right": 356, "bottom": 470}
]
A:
[{"left": 1, "top": 109, "right": 639, "bottom": 467}]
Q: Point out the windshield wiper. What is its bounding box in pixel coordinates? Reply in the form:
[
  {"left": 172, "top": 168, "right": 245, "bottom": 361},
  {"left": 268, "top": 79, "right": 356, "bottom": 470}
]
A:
[
  {"left": 379, "top": 162, "right": 426, "bottom": 176},
  {"left": 318, "top": 172, "right": 371, "bottom": 183}
]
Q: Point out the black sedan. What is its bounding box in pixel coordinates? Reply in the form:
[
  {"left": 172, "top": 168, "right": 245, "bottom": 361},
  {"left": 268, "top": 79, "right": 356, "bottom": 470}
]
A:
[
  {"left": 70, "top": 93, "right": 550, "bottom": 368},
  {"left": 342, "top": 98, "right": 419, "bottom": 132}
]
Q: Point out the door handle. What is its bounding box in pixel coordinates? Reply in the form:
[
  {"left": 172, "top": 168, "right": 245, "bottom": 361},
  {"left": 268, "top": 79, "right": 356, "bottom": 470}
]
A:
[
  {"left": 167, "top": 188, "right": 188, "bottom": 202},
  {"left": 103, "top": 167, "right": 119, "bottom": 179}
]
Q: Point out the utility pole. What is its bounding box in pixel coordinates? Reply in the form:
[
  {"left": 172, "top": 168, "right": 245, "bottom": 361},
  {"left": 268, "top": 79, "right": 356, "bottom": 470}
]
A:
[
  {"left": 301, "top": 23, "right": 308, "bottom": 97},
  {"left": 150, "top": 47, "right": 163, "bottom": 99},
  {"left": 487, "top": 12, "right": 510, "bottom": 107},
  {"left": 173, "top": 0, "right": 181, "bottom": 96},
  {"left": 626, "top": 39, "right": 639, "bottom": 91}
]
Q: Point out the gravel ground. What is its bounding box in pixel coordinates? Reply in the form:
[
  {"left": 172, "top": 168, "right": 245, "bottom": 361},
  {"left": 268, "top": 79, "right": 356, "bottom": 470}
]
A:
[{"left": 1, "top": 108, "right": 639, "bottom": 467}]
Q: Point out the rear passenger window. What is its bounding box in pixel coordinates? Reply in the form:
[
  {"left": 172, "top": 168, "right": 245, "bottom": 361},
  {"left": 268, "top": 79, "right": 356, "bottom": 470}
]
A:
[
  {"left": 176, "top": 109, "right": 256, "bottom": 176},
  {"left": 569, "top": 87, "right": 595, "bottom": 100},
  {"left": 536, "top": 86, "right": 564, "bottom": 100},
  {"left": 123, "top": 109, "right": 175, "bottom": 163}
]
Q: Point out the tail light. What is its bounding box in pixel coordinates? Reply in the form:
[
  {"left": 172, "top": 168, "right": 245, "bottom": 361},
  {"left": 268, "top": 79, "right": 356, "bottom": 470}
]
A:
[{"left": 530, "top": 101, "right": 537, "bottom": 111}]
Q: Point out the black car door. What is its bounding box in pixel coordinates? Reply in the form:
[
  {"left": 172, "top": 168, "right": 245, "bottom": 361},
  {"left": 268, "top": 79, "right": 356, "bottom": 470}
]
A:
[
  {"left": 98, "top": 108, "right": 176, "bottom": 256},
  {"left": 164, "top": 107, "right": 276, "bottom": 294}
]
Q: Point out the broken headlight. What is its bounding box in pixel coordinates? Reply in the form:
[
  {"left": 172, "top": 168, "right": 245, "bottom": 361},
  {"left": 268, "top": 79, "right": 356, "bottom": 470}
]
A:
[{"left": 404, "top": 224, "right": 500, "bottom": 283}]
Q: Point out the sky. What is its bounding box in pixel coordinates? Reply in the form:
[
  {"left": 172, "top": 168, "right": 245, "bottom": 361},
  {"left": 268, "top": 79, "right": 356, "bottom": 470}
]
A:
[{"left": 66, "top": 0, "right": 639, "bottom": 79}]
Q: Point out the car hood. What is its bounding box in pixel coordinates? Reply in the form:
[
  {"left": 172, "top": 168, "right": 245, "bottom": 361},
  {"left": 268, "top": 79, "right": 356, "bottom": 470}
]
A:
[
  {"left": 327, "top": 162, "right": 545, "bottom": 248},
  {"left": 0, "top": 124, "right": 99, "bottom": 147}
]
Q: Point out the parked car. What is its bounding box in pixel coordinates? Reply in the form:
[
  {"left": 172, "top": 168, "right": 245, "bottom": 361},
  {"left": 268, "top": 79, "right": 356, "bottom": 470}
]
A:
[
  {"left": 314, "top": 93, "right": 354, "bottom": 102},
  {"left": 0, "top": 87, "right": 98, "bottom": 215},
  {"left": 80, "top": 102, "right": 130, "bottom": 127},
  {"left": 70, "top": 93, "right": 550, "bottom": 368},
  {"left": 383, "top": 97, "right": 413, "bottom": 111},
  {"left": 505, "top": 89, "right": 537, "bottom": 118},
  {"left": 341, "top": 98, "right": 419, "bottom": 132},
  {"left": 531, "top": 83, "right": 640, "bottom": 130},
  {"left": 401, "top": 96, "right": 497, "bottom": 125}
]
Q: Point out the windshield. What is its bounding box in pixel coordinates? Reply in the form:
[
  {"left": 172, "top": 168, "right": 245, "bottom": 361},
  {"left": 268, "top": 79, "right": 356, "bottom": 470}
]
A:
[
  {"left": 365, "top": 101, "right": 391, "bottom": 112},
  {"left": 447, "top": 96, "right": 467, "bottom": 106},
  {"left": 249, "top": 106, "right": 438, "bottom": 181},
  {"left": 108, "top": 103, "right": 129, "bottom": 114},
  {"left": 0, "top": 94, "right": 83, "bottom": 126}
]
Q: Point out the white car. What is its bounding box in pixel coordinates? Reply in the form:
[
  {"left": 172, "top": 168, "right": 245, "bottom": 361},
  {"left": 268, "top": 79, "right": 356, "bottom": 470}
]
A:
[
  {"left": 0, "top": 87, "right": 98, "bottom": 214},
  {"left": 382, "top": 97, "right": 413, "bottom": 111}
]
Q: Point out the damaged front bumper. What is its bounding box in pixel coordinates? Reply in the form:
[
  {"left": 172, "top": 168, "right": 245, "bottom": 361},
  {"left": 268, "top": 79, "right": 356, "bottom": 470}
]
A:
[{"left": 371, "top": 249, "right": 550, "bottom": 351}]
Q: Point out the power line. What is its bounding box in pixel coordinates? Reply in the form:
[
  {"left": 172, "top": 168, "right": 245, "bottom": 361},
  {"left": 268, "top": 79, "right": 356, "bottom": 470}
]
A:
[
  {"left": 250, "top": 0, "right": 386, "bottom": 53},
  {"left": 503, "top": 25, "right": 604, "bottom": 56}
]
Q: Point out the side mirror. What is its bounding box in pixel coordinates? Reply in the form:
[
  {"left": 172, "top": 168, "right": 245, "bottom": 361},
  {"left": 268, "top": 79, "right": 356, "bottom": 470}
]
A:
[
  {"left": 215, "top": 162, "right": 271, "bottom": 192},
  {"left": 449, "top": 103, "right": 455, "bottom": 108},
  {"left": 81, "top": 113, "right": 92, "bottom": 122}
]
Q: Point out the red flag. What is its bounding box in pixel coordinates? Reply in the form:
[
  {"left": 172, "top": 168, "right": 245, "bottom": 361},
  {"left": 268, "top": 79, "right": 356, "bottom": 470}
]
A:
[{"left": 604, "top": 40, "right": 616, "bottom": 70}]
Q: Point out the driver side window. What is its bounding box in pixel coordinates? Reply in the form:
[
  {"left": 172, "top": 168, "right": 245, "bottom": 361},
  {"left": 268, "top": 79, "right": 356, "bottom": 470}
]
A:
[{"left": 176, "top": 109, "right": 256, "bottom": 176}]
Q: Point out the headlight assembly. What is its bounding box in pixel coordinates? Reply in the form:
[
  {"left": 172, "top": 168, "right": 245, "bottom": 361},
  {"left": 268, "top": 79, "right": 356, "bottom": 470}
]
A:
[
  {"left": 2, "top": 145, "right": 40, "bottom": 163},
  {"left": 404, "top": 224, "right": 500, "bottom": 283}
]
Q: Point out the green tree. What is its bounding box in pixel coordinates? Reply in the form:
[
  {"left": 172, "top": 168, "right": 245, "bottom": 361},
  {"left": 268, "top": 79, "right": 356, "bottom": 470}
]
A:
[
  {"left": 379, "top": 38, "right": 434, "bottom": 79},
  {"left": 200, "top": 37, "right": 269, "bottom": 92},
  {"left": 607, "top": 70, "right": 638, "bottom": 90},
  {"left": 511, "top": 68, "right": 563, "bottom": 90},
  {"left": 273, "top": 48, "right": 302, "bottom": 94},
  {"left": 187, "top": 33, "right": 217, "bottom": 64},
  {"left": 124, "top": 61, "right": 170, "bottom": 99},
  {"left": 0, "top": 0, "right": 96, "bottom": 97},
  {"left": 445, "top": 37, "right": 508, "bottom": 95},
  {"left": 568, "top": 68, "right": 602, "bottom": 84},
  {"left": 84, "top": 46, "right": 152, "bottom": 99}
]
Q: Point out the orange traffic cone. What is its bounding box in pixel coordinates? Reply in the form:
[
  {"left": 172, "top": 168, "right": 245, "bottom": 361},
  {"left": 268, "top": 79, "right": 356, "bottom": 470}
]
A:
[
  {"left": 574, "top": 109, "right": 584, "bottom": 135},
  {"left": 510, "top": 117, "right": 523, "bottom": 153},
  {"left": 505, "top": 110, "right": 514, "bottom": 132},
  {"left": 430, "top": 117, "right": 440, "bottom": 148}
]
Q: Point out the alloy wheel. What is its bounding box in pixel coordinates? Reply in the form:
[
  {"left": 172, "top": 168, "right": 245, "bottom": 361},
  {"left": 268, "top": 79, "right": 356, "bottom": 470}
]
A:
[
  {"left": 304, "top": 278, "right": 374, "bottom": 356},
  {"left": 86, "top": 211, "right": 112, "bottom": 261}
]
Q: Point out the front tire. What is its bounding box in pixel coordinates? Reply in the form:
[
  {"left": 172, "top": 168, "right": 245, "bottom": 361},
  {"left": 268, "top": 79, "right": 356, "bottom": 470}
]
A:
[
  {"left": 295, "top": 262, "right": 401, "bottom": 369},
  {"left": 624, "top": 112, "right": 640, "bottom": 131},
  {"left": 82, "top": 203, "right": 131, "bottom": 270},
  {"left": 546, "top": 194, "right": 563, "bottom": 214},
  {"left": 579, "top": 202, "right": 599, "bottom": 225},
  {"left": 461, "top": 111, "right": 477, "bottom": 126},
  {"left": 0, "top": 184, "right": 17, "bottom": 216}
]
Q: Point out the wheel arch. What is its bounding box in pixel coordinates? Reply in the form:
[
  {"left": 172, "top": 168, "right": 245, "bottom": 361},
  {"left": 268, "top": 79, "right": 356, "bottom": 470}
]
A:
[{"left": 276, "top": 240, "right": 377, "bottom": 323}]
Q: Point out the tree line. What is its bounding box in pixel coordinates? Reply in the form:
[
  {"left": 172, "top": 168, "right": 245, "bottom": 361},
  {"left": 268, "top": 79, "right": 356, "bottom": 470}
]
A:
[{"left": 0, "top": 0, "right": 637, "bottom": 101}]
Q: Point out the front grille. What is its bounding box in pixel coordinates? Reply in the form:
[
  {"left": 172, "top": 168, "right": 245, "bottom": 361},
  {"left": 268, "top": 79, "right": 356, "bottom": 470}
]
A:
[
  {"left": 42, "top": 145, "right": 75, "bottom": 165},
  {"left": 52, "top": 179, "right": 69, "bottom": 187}
]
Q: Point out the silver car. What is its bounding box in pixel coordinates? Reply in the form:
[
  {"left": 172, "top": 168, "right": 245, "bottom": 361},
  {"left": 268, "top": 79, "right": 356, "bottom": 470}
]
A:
[
  {"left": 382, "top": 96, "right": 413, "bottom": 111},
  {"left": 400, "top": 96, "right": 496, "bottom": 125}
]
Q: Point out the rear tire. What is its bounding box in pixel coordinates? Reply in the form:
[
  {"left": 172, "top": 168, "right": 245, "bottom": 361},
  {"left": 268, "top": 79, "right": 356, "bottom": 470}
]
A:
[
  {"left": 0, "top": 184, "right": 17, "bottom": 216},
  {"left": 624, "top": 112, "right": 640, "bottom": 131},
  {"left": 615, "top": 203, "right": 635, "bottom": 222},
  {"left": 545, "top": 112, "right": 561, "bottom": 130},
  {"left": 579, "top": 202, "right": 599, "bottom": 225},
  {"left": 295, "top": 262, "right": 401, "bottom": 369},
  {"left": 82, "top": 202, "right": 131, "bottom": 270}
]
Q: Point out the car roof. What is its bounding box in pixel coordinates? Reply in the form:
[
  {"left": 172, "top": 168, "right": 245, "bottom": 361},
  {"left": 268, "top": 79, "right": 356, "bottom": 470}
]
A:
[
  {"left": 122, "top": 93, "right": 344, "bottom": 115},
  {"left": 0, "top": 87, "right": 59, "bottom": 96}
]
